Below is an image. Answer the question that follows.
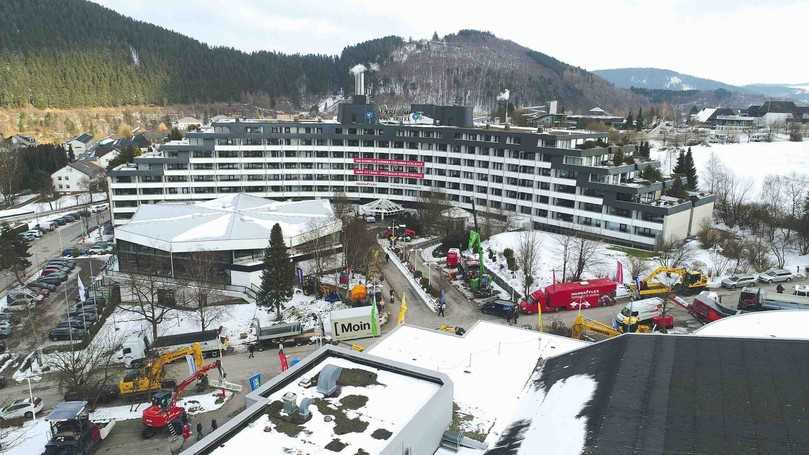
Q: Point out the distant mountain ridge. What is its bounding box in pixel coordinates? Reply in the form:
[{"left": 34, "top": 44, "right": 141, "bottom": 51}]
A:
[
  {"left": 594, "top": 68, "right": 740, "bottom": 92},
  {"left": 0, "top": 0, "right": 643, "bottom": 113},
  {"left": 595, "top": 68, "right": 809, "bottom": 104}
]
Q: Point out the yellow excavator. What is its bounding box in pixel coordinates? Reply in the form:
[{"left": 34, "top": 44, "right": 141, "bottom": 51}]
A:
[
  {"left": 118, "top": 342, "right": 204, "bottom": 396},
  {"left": 631, "top": 266, "right": 708, "bottom": 296},
  {"left": 570, "top": 313, "right": 650, "bottom": 340}
]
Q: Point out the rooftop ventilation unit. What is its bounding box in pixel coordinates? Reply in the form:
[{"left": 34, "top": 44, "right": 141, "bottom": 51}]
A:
[
  {"left": 282, "top": 392, "right": 298, "bottom": 414},
  {"left": 317, "top": 365, "right": 342, "bottom": 397}
]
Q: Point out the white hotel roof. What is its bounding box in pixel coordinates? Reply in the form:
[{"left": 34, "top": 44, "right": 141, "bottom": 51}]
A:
[{"left": 115, "top": 194, "right": 338, "bottom": 253}]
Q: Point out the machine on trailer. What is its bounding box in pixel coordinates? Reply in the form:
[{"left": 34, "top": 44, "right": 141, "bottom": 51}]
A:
[
  {"left": 43, "top": 401, "right": 116, "bottom": 455},
  {"left": 118, "top": 342, "right": 204, "bottom": 397}
]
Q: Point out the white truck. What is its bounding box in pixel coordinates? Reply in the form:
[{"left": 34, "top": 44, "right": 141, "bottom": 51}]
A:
[{"left": 118, "top": 328, "right": 228, "bottom": 368}]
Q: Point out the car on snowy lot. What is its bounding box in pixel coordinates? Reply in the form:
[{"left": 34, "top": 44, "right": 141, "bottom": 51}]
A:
[
  {"left": 721, "top": 274, "right": 758, "bottom": 289},
  {"left": 29, "top": 281, "right": 57, "bottom": 291},
  {"left": 758, "top": 269, "right": 794, "bottom": 284},
  {"left": 49, "top": 327, "right": 88, "bottom": 341},
  {"left": 479, "top": 299, "right": 518, "bottom": 319},
  {"left": 0, "top": 326, "right": 11, "bottom": 338},
  {"left": 0, "top": 397, "right": 43, "bottom": 420}
]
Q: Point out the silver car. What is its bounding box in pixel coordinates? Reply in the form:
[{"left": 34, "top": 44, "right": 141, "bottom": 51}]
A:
[
  {"left": 758, "top": 269, "right": 794, "bottom": 283},
  {"left": 721, "top": 274, "right": 758, "bottom": 289},
  {"left": 0, "top": 397, "right": 43, "bottom": 420}
]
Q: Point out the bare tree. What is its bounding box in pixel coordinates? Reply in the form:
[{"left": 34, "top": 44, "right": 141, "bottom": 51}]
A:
[
  {"left": 656, "top": 238, "right": 694, "bottom": 268},
  {"left": 332, "top": 191, "right": 353, "bottom": 222},
  {"left": 743, "top": 237, "right": 772, "bottom": 272},
  {"left": 570, "top": 236, "right": 600, "bottom": 281},
  {"left": 416, "top": 189, "right": 449, "bottom": 235},
  {"left": 342, "top": 216, "right": 376, "bottom": 274},
  {"left": 759, "top": 175, "right": 786, "bottom": 241},
  {"left": 298, "top": 218, "right": 339, "bottom": 293},
  {"left": 516, "top": 230, "right": 542, "bottom": 299},
  {"left": 770, "top": 229, "right": 790, "bottom": 269},
  {"left": 626, "top": 256, "right": 645, "bottom": 281},
  {"left": 179, "top": 252, "right": 226, "bottom": 335},
  {"left": 554, "top": 234, "right": 573, "bottom": 281},
  {"left": 0, "top": 147, "right": 22, "bottom": 206},
  {"left": 118, "top": 258, "right": 174, "bottom": 341},
  {"left": 48, "top": 331, "right": 122, "bottom": 408}
]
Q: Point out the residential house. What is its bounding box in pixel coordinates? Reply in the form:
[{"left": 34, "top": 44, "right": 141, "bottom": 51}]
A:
[
  {"left": 176, "top": 116, "right": 202, "bottom": 131},
  {"left": 64, "top": 132, "right": 93, "bottom": 155},
  {"left": 51, "top": 160, "right": 106, "bottom": 193}
]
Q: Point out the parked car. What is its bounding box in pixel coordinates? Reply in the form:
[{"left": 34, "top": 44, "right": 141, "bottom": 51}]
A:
[
  {"left": 40, "top": 271, "right": 67, "bottom": 281},
  {"left": 71, "top": 302, "right": 99, "bottom": 313},
  {"left": 0, "top": 311, "right": 20, "bottom": 325},
  {"left": 53, "top": 218, "right": 66, "bottom": 226},
  {"left": 55, "top": 320, "right": 92, "bottom": 330},
  {"left": 37, "top": 276, "right": 64, "bottom": 286},
  {"left": 63, "top": 214, "right": 79, "bottom": 221},
  {"left": 479, "top": 299, "right": 519, "bottom": 318},
  {"left": 758, "top": 269, "right": 794, "bottom": 284},
  {"left": 68, "top": 311, "right": 98, "bottom": 322},
  {"left": 721, "top": 274, "right": 758, "bottom": 289},
  {"left": 47, "top": 259, "right": 75, "bottom": 269},
  {"left": 29, "top": 281, "right": 56, "bottom": 291},
  {"left": 41, "top": 267, "right": 69, "bottom": 277},
  {"left": 24, "top": 229, "right": 42, "bottom": 238},
  {"left": 90, "top": 204, "right": 108, "bottom": 213},
  {"left": 0, "top": 326, "right": 11, "bottom": 338},
  {"left": 0, "top": 397, "right": 43, "bottom": 420},
  {"left": 19, "top": 233, "right": 37, "bottom": 242},
  {"left": 49, "top": 327, "right": 88, "bottom": 341}
]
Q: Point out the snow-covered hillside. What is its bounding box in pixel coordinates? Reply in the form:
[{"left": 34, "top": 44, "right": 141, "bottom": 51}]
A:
[{"left": 652, "top": 141, "right": 809, "bottom": 196}]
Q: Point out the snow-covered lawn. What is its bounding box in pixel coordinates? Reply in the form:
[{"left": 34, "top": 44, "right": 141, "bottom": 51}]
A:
[
  {"left": 0, "top": 419, "right": 52, "bottom": 455},
  {"left": 651, "top": 141, "right": 809, "bottom": 196},
  {"left": 0, "top": 192, "right": 107, "bottom": 221},
  {"left": 479, "top": 231, "right": 629, "bottom": 297}
]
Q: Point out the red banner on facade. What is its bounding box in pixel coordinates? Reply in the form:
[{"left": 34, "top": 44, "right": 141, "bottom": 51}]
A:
[
  {"left": 353, "top": 169, "right": 424, "bottom": 179},
  {"left": 353, "top": 158, "right": 424, "bottom": 168}
]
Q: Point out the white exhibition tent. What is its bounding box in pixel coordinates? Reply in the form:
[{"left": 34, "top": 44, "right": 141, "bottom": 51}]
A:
[{"left": 358, "top": 198, "right": 404, "bottom": 219}]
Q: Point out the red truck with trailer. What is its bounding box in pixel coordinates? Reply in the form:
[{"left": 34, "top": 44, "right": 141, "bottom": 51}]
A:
[{"left": 519, "top": 279, "right": 617, "bottom": 314}]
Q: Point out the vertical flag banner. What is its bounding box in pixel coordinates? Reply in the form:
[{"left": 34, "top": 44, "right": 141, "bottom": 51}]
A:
[
  {"left": 77, "top": 275, "right": 86, "bottom": 303},
  {"left": 370, "top": 294, "right": 380, "bottom": 336},
  {"left": 398, "top": 294, "right": 408, "bottom": 325},
  {"left": 616, "top": 260, "right": 624, "bottom": 284}
]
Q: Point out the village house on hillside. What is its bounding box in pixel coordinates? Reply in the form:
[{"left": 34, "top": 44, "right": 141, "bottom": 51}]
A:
[{"left": 51, "top": 160, "right": 106, "bottom": 193}]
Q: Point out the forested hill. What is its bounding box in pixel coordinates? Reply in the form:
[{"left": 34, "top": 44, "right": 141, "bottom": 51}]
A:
[
  {"left": 0, "top": 0, "right": 340, "bottom": 108},
  {"left": 0, "top": 0, "right": 643, "bottom": 113}
]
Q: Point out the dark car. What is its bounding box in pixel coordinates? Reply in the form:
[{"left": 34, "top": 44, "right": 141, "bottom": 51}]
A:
[
  {"left": 64, "top": 384, "right": 118, "bottom": 405},
  {"left": 71, "top": 303, "right": 99, "bottom": 313},
  {"left": 47, "top": 260, "right": 75, "bottom": 269},
  {"left": 85, "top": 296, "right": 106, "bottom": 306},
  {"left": 55, "top": 318, "right": 93, "bottom": 330},
  {"left": 53, "top": 218, "right": 66, "bottom": 226},
  {"left": 29, "top": 281, "right": 57, "bottom": 291},
  {"left": 48, "top": 327, "right": 88, "bottom": 341},
  {"left": 41, "top": 267, "right": 70, "bottom": 276},
  {"left": 38, "top": 275, "right": 66, "bottom": 285},
  {"left": 68, "top": 311, "right": 98, "bottom": 322},
  {"left": 479, "top": 299, "right": 519, "bottom": 318}
]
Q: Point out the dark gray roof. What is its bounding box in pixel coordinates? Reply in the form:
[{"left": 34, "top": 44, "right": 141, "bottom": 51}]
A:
[
  {"left": 46, "top": 401, "right": 87, "bottom": 421},
  {"left": 72, "top": 132, "right": 93, "bottom": 144},
  {"left": 68, "top": 160, "right": 106, "bottom": 179},
  {"left": 490, "top": 335, "right": 809, "bottom": 455}
]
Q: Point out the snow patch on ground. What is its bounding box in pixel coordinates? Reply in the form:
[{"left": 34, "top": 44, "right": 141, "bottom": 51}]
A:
[
  {"left": 369, "top": 322, "right": 584, "bottom": 442},
  {"left": 90, "top": 391, "right": 233, "bottom": 421},
  {"left": 0, "top": 419, "right": 51, "bottom": 455},
  {"left": 0, "top": 193, "right": 107, "bottom": 220}
]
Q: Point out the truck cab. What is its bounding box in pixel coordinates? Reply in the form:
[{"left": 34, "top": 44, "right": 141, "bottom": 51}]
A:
[{"left": 118, "top": 334, "right": 150, "bottom": 368}]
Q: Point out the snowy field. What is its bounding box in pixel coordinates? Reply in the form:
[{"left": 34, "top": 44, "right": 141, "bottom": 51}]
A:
[
  {"left": 370, "top": 322, "right": 584, "bottom": 444},
  {"left": 0, "top": 192, "right": 107, "bottom": 221},
  {"left": 651, "top": 140, "right": 809, "bottom": 196}
]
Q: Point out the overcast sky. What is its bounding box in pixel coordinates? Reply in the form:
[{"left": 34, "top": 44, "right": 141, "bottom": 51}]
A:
[{"left": 93, "top": 0, "right": 807, "bottom": 86}]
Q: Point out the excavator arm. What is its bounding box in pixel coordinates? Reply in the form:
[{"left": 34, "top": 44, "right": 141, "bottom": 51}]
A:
[
  {"left": 147, "top": 343, "right": 204, "bottom": 382},
  {"left": 170, "top": 360, "right": 223, "bottom": 408},
  {"left": 570, "top": 313, "right": 622, "bottom": 339}
]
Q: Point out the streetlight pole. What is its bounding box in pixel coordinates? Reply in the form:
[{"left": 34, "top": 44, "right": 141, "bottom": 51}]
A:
[{"left": 26, "top": 375, "right": 36, "bottom": 421}]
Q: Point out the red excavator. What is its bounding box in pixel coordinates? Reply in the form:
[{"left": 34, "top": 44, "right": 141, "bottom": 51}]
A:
[{"left": 141, "top": 360, "right": 224, "bottom": 438}]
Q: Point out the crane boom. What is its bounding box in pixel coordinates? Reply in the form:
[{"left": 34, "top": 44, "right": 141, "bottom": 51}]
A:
[{"left": 170, "top": 360, "right": 223, "bottom": 407}]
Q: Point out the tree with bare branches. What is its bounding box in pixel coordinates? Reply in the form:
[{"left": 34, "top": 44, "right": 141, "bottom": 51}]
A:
[
  {"left": 48, "top": 332, "right": 122, "bottom": 408},
  {"left": 570, "top": 236, "right": 600, "bottom": 281},
  {"left": 180, "top": 252, "right": 226, "bottom": 335},
  {"left": 119, "top": 258, "right": 174, "bottom": 341},
  {"left": 656, "top": 239, "right": 694, "bottom": 268},
  {"left": 554, "top": 234, "right": 573, "bottom": 282},
  {"left": 516, "top": 230, "right": 541, "bottom": 300},
  {"left": 0, "top": 146, "right": 23, "bottom": 206},
  {"left": 416, "top": 190, "right": 449, "bottom": 235}
]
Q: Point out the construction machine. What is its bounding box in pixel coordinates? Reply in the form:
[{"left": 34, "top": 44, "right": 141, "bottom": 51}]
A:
[
  {"left": 118, "top": 342, "right": 204, "bottom": 397},
  {"left": 569, "top": 313, "right": 650, "bottom": 340},
  {"left": 632, "top": 266, "right": 708, "bottom": 296},
  {"left": 465, "top": 200, "right": 494, "bottom": 298},
  {"left": 141, "top": 360, "right": 224, "bottom": 438}
]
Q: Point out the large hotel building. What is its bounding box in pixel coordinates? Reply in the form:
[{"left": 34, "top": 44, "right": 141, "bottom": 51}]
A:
[{"left": 108, "top": 95, "right": 713, "bottom": 250}]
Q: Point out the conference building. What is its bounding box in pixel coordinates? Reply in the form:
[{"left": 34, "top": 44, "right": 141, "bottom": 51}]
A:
[{"left": 108, "top": 94, "right": 713, "bottom": 249}]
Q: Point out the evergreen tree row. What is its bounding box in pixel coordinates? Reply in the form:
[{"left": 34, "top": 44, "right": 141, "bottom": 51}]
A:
[{"left": 0, "top": 0, "right": 399, "bottom": 109}]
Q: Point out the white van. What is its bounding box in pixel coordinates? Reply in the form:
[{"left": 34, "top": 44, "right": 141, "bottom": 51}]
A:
[
  {"left": 614, "top": 297, "right": 664, "bottom": 327},
  {"left": 91, "top": 203, "right": 108, "bottom": 213}
]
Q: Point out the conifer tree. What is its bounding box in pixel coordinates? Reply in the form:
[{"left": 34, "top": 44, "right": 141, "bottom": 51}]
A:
[
  {"left": 636, "top": 108, "right": 644, "bottom": 131},
  {"left": 673, "top": 150, "right": 685, "bottom": 175},
  {"left": 625, "top": 112, "right": 634, "bottom": 130},
  {"left": 0, "top": 223, "right": 32, "bottom": 286},
  {"left": 684, "top": 149, "right": 698, "bottom": 190},
  {"left": 257, "top": 223, "right": 294, "bottom": 320},
  {"left": 667, "top": 177, "right": 687, "bottom": 198}
]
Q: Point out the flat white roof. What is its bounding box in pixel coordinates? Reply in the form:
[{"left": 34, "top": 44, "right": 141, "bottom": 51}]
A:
[
  {"left": 694, "top": 310, "right": 809, "bottom": 340},
  {"left": 115, "top": 194, "right": 339, "bottom": 253},
  {"left": 210, "top": 356, "right": 440, "bottom": 454},
  {"left": 369, "top": 321, "right": 584, "bottom": 445}
]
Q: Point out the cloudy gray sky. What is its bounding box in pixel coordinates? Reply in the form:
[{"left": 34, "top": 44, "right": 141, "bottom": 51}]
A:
[{"left": 93, "top": 0, "right": 807, "bottom": 86}]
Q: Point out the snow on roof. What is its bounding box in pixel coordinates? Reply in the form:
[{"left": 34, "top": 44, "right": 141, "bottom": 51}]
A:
[
  {"left": 441, "top": 206, "right": 473, "bottom": 219},
  {"left": 209, "top": 356, "right": 440, "bottom": 455},
  {"left": 694, "top": 310, "right": 809, "bottom": 340},
  {"left": 694, "top": 107, "right": 718, "bottom": 123},
  {"left": 369, "top": 322, "right": 584, "bottom": 444},
  {"left": 357, "top": 198, "right": 404, "bottom": 216},
  {"left": 115, "top": 194, "right": 339, "bottom": 253}
]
